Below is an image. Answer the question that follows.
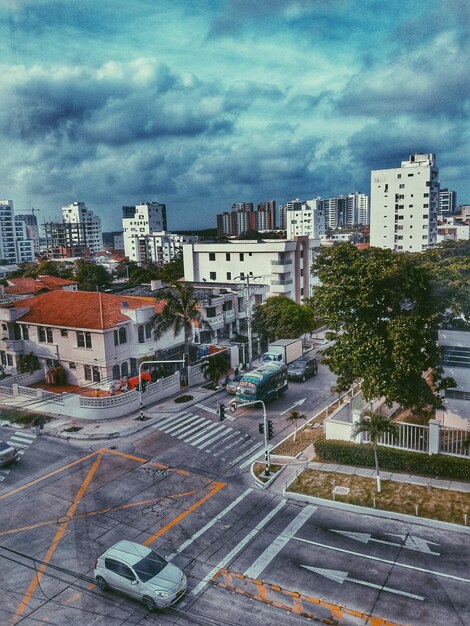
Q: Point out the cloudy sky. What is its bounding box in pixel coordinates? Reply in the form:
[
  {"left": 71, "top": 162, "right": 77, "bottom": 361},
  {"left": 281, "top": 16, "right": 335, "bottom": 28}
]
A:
[{"left": 1, "top": 0, "right": 469, "bottom": 231}]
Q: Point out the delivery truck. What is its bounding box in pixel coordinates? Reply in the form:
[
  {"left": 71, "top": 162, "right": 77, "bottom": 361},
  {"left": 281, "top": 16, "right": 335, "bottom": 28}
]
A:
[{"left": 261, "top": 338, "right": 303, "bottom": 365}]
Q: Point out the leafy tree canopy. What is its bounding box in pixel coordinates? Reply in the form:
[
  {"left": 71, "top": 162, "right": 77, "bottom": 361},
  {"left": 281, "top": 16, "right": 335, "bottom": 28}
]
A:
[
  {"left": 252, "top": 295, "right": 314, "bottom": 341},
  {"left": 310, "top": 243, "right": 454, "bottom": 412},
  {"left": 73, "top": 259, "right": 113, "bottom": 291},
  {"left": 13, "top": 260, "right": 74, "bottom": 279}
]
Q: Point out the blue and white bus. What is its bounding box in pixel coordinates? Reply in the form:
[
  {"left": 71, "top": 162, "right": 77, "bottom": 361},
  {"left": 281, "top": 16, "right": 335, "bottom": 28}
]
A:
[{"left": 235, "top": 362, "right": 288, "bottom": 404}]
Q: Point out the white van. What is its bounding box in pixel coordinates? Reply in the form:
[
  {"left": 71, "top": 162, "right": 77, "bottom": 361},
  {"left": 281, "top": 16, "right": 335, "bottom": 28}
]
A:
[{"left": 94, "top": 540, "right": 186, "bottom": 611}]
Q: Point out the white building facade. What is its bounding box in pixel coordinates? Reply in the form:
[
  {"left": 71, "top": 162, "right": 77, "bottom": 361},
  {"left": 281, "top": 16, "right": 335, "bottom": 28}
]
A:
[
  {"left": 0, "top": 200, "right": 35, "bottom": 263},
  {"left": 135, "top": 231, "right": 198, "bottom": 266},
  {"left": 370, "top": 153, "right": 439, "bottom": 252},
  {"left": 122, "top": 202, "right": 167, "bottom": 263},
  {"left": 183, "top": 237, "right": 319, "bottom": 303},
  {"left": 62, "top": 202, "right": 103, "bottom": 254},
  {"left": 286, "top": 199, "right": 325, "bottom": 239}
]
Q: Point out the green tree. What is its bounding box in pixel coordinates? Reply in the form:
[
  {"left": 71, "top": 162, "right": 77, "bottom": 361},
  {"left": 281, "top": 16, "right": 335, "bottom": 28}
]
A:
[
  {"left": 13, "top": 260, "right": 73, "bottom": 279},
  {"left": 155, "top": 256, "right": 184, "bottom": 282},
  {"left": 351, "top": 411, "right": 399, "bottom": 493},
  {"left": 151, "top": 281, "right": 211, "bottom": 360},
  {"left": 286, "top": 409, "right": 306, "bottom": 442},
  {"left": 252, "top": 296, "right": 314, "bottom": 341},
  {"left": 201, "top": 351, "right": 230, "bottom": 386},
  {"left": 115, "top": 260, "right": 139, "bottom": 281},
  {"left": 73, "top": 259, "right": 113, "bottom": 291},
  {"left": 311, "top": 243, "right": 454, "bottom": 413}
]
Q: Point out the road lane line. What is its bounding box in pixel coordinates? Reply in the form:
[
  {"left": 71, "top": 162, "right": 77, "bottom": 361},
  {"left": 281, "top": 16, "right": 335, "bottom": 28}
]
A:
[
  {"left": 198, "top": 428, "right": 234, "bottom": 449},
  {"left": 238, "top": 443, "right": 268, "bottom": 468},
  {"left": 152, "top": 412, "right": 191, "bottom": 428},
  {"left": 192, "top": 424, "right": 227, "bottom": 447},
  {"left": 195, "top": 403, "right": 218, "bottom": 415},
  {"left": 244, "top": 506, "right": 317, "bottom": 579},
  {"left": 167, "top": 488, "right": 253, "bottom": 561},
  {"left": 191, "top": 500, "right": 287, "bottom": 596},
  {"left": 293, "top": 536, "right": 470, "bottom": 585},
  {"left": 162, "top": 415, "right": 200, "bottom": 434},
  {"left": 184, "top": 422, "right": 217, "bottom": 443}
]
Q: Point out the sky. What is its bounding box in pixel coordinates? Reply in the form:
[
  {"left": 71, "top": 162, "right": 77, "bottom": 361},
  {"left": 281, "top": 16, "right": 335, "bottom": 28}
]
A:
[{"left": 1, "top": 0, "right": 469, "bottom": 232}]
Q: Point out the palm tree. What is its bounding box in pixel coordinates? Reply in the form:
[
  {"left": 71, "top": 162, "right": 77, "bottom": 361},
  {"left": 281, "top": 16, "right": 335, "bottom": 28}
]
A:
[
  {"left": 151, "top": 281, "right": 211, "bottom": 361},
  {"left": 351, "top": 410, "right": 399, "bottom": 493},
  {"left": 201, "top": 351, "right": 229, "bottom": 387},
  {"left": 286, "top": 409, "right": 306, "bottom": 442}
]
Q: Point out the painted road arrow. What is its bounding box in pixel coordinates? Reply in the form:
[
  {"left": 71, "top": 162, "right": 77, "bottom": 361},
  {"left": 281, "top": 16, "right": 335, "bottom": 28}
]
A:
[
  {"left": 280, "top": 398, "right": 307, "bottom": 416},
  {"left": 300, "top": 565, "right": 425, "bottom": 601},
  {"left": 330, "top": 530, "right": 440, "bottom": 555}
]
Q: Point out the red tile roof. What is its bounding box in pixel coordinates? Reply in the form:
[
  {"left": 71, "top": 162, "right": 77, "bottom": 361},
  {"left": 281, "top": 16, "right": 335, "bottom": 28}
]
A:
[
  {"left": 10, "top": 291, "right": 163, "bottom": 330},
  {"left": 6, "top": 276, "right": 78, "bottom": 295}
]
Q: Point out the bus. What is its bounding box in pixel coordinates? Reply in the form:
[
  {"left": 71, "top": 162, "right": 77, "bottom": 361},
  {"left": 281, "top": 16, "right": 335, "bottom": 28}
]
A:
[{"left": 235, "top": 362, "right": 288, "bottom": 405}]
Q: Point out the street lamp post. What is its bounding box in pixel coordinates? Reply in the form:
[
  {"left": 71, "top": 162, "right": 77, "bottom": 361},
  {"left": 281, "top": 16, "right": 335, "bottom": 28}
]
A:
[
  {"left": 138, "top": 357, "right": 186, "bottom": 421},
  {"left": 230, "top": 398, "right": 270, "bottom": 476}
]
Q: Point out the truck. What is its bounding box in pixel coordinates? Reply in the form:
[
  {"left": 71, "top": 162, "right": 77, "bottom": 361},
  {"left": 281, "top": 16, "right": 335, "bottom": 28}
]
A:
[{"left": 261, "top": 338, "right": 303, "bottom": 365}]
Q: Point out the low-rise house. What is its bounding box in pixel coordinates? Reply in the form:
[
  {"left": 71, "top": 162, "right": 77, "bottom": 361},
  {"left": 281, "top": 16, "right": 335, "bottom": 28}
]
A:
[
  {"left": 0, "top": 291, "right": 184, "bottom": 385},
  {"left": 5, "top": 276, "right": 78, "bottom": 299}
]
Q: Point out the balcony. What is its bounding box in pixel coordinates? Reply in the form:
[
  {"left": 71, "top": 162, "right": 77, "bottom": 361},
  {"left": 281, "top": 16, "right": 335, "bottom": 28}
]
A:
[
  {"left": 271, "top": 259, "right": 293, "bottom": 273},
  {"left": 271, "top": 282, "right": 294, "bottom": 294}
]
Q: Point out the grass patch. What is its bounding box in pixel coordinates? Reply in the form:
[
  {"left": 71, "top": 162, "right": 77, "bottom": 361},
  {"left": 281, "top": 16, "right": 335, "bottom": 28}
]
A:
[
  {"left": 201, "top": 382, "right": 218, "bottom": 390},
  {"left": 0, "top": 407, "right": 52, "bottom": 426},
  {"left": 272, "top": 425, "right": 323, "bottom": 457},
  {"left": 253, "top": 462, "right": 284, "bottom": 483},
  {"left": 174, "top": 394, "right": 193, "bottom": 403},
  {"left": 289, "top": 469, "right": 470, "bottom": 525}
]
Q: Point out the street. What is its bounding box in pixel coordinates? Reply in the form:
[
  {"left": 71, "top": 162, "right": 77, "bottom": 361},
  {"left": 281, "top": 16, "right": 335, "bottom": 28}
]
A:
[{"left": 1, "top": 365, "right": 469, "bottom": 626}]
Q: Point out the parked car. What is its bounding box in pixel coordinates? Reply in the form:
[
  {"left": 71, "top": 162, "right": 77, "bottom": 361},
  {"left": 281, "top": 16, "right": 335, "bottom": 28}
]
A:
[
  {"left": 226, "top": 373, "right": 244, "bottom": 395},
  {"left": 287, "top": 356, "right": 318, "bottom": 381},
  {"left": 94, "top": 540, "right": 187, "bottom": 611},
  {"left": 0, "top": 441, "right": 19, "bottom": 467}
]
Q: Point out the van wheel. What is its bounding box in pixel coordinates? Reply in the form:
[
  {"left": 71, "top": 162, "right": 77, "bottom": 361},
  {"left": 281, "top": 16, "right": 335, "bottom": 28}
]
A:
[
  {"left": 96, "top": 576, "right": 109, "bottom": 591},
  {"left": 143, "top": 596, "right": 157, "bottom": 612}
]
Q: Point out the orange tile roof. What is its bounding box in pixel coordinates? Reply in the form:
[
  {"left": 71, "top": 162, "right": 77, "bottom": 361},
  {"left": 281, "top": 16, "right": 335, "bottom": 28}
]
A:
[
  {"left": 6, "top": 276, "right": 77, "bottom": 295},
  {"left": 10, "top": 291, "right": 164, "bottom": 330}
]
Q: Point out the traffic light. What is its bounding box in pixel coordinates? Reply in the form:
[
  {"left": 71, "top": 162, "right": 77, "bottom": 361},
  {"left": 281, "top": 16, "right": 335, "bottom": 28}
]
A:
[
  {"left": 218, "top": 403, "right": 226, "bottom": 421},
  {"left": 258, "top": 423, "right": 264, "bottom": 435},
  {"left": 267, "top": 420, "right": 274, "bottom": 440}
]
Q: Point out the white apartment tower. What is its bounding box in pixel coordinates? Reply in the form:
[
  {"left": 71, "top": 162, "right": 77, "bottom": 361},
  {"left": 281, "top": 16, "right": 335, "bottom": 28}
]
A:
[
  {"left": 370, "top": 154, "right": 439, "bottom": 252},
  {"left": 0, "top": 200, "right": 35, "bottom": 263},
  {"left": 122, "top": 202, "right": 167, "bottom": 263},
  {"left": 62, "top": 202, "right": 103, "bottom": 254},
  {"left": 286, "top": 199, "right": 325, "bottom": 239}
]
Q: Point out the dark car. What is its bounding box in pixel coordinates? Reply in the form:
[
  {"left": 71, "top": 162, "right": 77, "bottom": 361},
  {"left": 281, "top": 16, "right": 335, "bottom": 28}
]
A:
[
  {"left": 287, "top": 357, "right": 318, "bottom": 381},
  {"left": 0, "top": 441, "right": 19, "bottom": 467}
]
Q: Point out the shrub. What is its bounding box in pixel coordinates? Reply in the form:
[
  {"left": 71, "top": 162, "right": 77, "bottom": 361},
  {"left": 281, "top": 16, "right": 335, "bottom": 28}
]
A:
[
  {"left": 315, "top": 436, "right": 470, "bottom": 481},
  {"left": 174, "top": 395, "right": 193, "bottom": 403}
]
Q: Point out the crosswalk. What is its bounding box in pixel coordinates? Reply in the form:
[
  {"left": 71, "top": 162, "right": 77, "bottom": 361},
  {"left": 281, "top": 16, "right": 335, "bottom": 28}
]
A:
[
  {"left": 152, "top": 412, "right": 264, "bottom": 468},
  {"left": 0, "top": 430, "right": 36, "bottom": 482}
]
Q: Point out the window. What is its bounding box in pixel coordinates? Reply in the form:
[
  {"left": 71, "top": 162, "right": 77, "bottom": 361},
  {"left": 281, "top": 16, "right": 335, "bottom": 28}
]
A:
[
  {"left": 138, "top": 326, "right": 145, "bottom": 343},
  {"left": 226, "top": 253, "right": 230, "bottom": 261},
  {"left": 114, "top": 330, "right": 119, "bottom": 346},
  {"left": 69, "top": 362, "right": 76, "bottom": 370},
  {"left": 422, "top": 214, "right": 428, "bottom": 219},
  {"left": 84, "top": 365, "right": 92, "bottom": 381},
  {"left": 209, "top": 252, "right": 216, "bottom": 261},
  {"left": 77, "top": 331, "right": 92, "bottom": 349},
  {"left": 7, "top": 354, "right": 13, "bottom": 366},
  {"left": 210, "top": 272, "right": 216, "bottom": 280},
  {"left": 112, "top": 364, "right": 120, "bottom": 380},
  {"left": 145, "top": 323, "right": 152, "bottom": 339},
  {"left": 423, "top": 204, "right": 429, "bottom": 208},
  {"left": 60, "top": 329, "right": 68, "bottom": 337},
  {"left": 239, "top": 253, "right": 244, "bottom": 262},
  {"left": 46, "top": 328, "right": 53, "bottom": 343},
  {"left": 38, "top": 327, "right": 46, "bottom": 342},
  {"left": 407, "top": 173, "right": 414, "bottom": 177},
  {"left": 397, "top": 174, "right": 402, "bottom": 178},
  {"left": 226, "top": 272, "right": 231, "bottom": 280},
  {"left": 118, "top": 327, "right": 127, "bottom": 344},
  {"left": 399, "top": 184, "right": 405, "bottom": 189},
  {"left": 92, "top": 366, "right": 101, "bottom": 382},
  {"left": 21, "top": 326, "right": 29, "bottom": 340}
]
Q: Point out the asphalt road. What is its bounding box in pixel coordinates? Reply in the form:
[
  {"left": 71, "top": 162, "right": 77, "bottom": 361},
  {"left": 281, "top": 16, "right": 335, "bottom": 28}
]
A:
[{"left": 1, "top": 366, "right": 469, "bottom": 626}]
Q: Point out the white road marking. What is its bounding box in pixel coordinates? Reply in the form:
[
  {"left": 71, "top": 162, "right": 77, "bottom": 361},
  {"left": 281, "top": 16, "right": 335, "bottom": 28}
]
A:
[
  {"left": 168, "top": 488, "right": 253, "bottom": 561},
  {"left": 244, "top": 505, "right": 316, "bottom": 579},
  {"left": 213, "top": 435, "right": 247, "bottom": 456},
  {"left": 153, "top": 413, "right": 191, "bottom": 428},
  {"left": 292, "top": 536, "right": 470, "bottom": 585},
  {"left": 10, "top": 433, "right": 36, "bottom": 443},
  {"left": 238, "top": 444, "right": 270, "bottom": 469},
  {"left": 175, "top": 418, "right": 208, "bottom": 438},
  {"left": 301, "top": 565, "right": 424, "bottom": 601},
  {"left": 331, "top": 530, "right": 440, "bottom": 555},
  {"left": 280, "top": 398, "right": 307, "bottom": 416},
  {"left": 198, "top": 428, "right": 234, "bottom": 449},
  {"left": 191, "top": 500, "right": 287, "bottom": 596},
  {"left": 194, "top": 403, "right": 218, "bottom": 415},
  {"left": 232, "top": 443, "right": 265, "bottom": 467},
  {"left": 192, "top": 424, "right": 226, "bottom": 447},
  {"left": 184, "top": 423, "right": 217, "bottom": 443},
  {"left": 162, "top": 415, "right": 199, "bottom": 434},
  {"left": 204, "top": 430, "right": 239, "bottom": 452}
]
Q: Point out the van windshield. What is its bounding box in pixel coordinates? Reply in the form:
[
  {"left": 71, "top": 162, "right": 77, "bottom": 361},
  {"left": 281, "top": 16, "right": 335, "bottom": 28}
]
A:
[{"left": 133, "top": 551, "right": 168, "bottom": 582}]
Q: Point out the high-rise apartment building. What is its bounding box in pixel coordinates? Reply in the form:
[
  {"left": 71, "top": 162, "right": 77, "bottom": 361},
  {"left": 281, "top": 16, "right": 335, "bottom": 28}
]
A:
[
  {"left": 216, "top": 201, "right": 275, "bottom": 237},
  {"left": 286, "top": 199, "right": 325, "bottom": 239},
  {"left": 122, "top": 202, "right": 167, "bottom": 262},
  {"left": 278, "top": 199, "right": 303, "bottom": 230},
  {"left": 370, "top": 153, "right": 439, "bottom": 252},
  {"left": 256, "top": 201, "right": 276, "bottom": 230},
  {"left": 16, "top": 213, "right": 40, "bottom": 255},
  {"left": 0, "top": 200, "right": 35, "bottom": 263},
  {"left": 132, "top": 231, "right": 198, "bottom": 266},
  {"left": 62, "top": 202, "right": 103, "bottom": 254},
  {"left": 319, "top": 193, "right": 369, "bottom": 228},
  {"left": 438, "top": 188, "right": 457, "bottom": 217}
]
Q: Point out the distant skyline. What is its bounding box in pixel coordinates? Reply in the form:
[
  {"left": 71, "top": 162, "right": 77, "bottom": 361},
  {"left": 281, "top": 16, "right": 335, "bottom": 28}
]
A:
[{"left": 1, "top": 0, "right": 469, "bottom": 231}]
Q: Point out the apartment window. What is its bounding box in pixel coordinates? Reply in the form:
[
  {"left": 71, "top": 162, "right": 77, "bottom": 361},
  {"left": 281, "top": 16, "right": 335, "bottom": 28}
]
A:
[
  {"left": 38, "top": 327, "right": 46, "bottom": 342},
  {"left": 21, "top": 326, "right": 29, "bottom": 340},
  {"left": 209, "top": 252, "right": 216, "bottom": 261},
  {"left": 6, "top": 354, "right": 13, "bottom": 366},
  {"left": 77, "top": 331, "right": 92, "bottom": 349},
  {"left": 206, "top": 307, "right": 216, "bottom": 318},
  {"left": 119, "top": 327, "right": 127, "bottom": 344},
  {"left": 397, "top": 174, "right": 402, "bottom": 178},
  {"left": 407, "top": 173, "right": 414, "bottom": 177},
  {"left": 422, "top": 235, "right": 428, "bottom": 239},
  {"left": 145, "top": 323, "right": 152, "bottom": 339},
  {"left": 84, "top": 365, "right": 92, "bottom": 381},
  {"left": 60, "top": 329, "right": 68, "bottom": 337},
  {"left": 422, "top": 214, "right": 428, "bottom": 219},
  {"left": 69, "top": 362, "right": 76, "bottom": 370},
  {"left": 138, "top": 326, "right": 145, "bottom": 343},
  {"left": 399, "top": 184, "right": 405, "bottom": 189},
  {"left": 423, "top": 204, "right": 429, "bottom": 208},
  {"left": 239, "top": 253, "right": 244, "bottom": 262},
  {"left": 226, "top": 272, "right": 231, "bottom": 280},
  {"left": 210, "top": 272, "right": 216, "bottom": 280},
  {"left": 226, "top": 253, "right": 231, "bottom": 261},
  {"left": 409, "top": 205, "right": 413, "bottom": 208},
  {"left": 114, "top": 330, "right": 119, "bottom": 346}
]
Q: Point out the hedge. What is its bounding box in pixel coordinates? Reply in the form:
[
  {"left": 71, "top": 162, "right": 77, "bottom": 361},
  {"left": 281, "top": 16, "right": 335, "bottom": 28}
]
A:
[{"left": 315, "top": 436, "right": 470, "bottom": 482}]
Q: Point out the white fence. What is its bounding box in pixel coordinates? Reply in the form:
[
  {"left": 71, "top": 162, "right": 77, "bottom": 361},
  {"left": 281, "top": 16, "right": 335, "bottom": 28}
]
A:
[{"left": 0, "top": 372, "right": 181, "bottom": 420}]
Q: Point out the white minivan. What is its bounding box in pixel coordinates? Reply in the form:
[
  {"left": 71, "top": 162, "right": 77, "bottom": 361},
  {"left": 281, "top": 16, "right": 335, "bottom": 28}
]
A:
[{"left": 94, "top": 540, "right": 187, "bottom": 611}]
